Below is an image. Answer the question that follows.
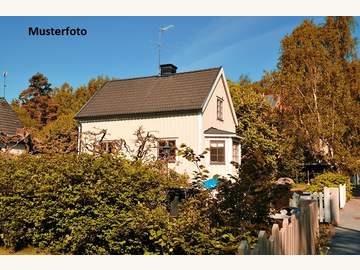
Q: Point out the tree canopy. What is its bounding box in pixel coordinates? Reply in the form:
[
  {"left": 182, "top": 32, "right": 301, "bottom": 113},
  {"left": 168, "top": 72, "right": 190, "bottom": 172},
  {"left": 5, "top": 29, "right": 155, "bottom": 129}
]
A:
[
  {"left": 9, "top": 16, "right": 360, "bottom": 178},
  {"left": 266, "top": 17, "right": 360, "bottom": 174},
  {"left": 17, "top": 73, "right": 58, "bottom": 128},
  {"left": 2, "top": 16, "right": 359, "bottom": 254},
  {"left": 12, "top": 75, "right": 109, "bottom": 154}
]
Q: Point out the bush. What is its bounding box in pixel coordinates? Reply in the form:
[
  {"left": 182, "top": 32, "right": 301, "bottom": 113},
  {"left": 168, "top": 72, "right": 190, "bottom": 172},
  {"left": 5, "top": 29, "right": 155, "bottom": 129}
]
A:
[
  {"left": 307, "top": 172, "right": 352, "bottom": 200},
  {"left": 209, "top": 177, "right": 275, "bottom": 232},
  {"left": 0, "top": 153, "right": 243, "bottom": 254}
]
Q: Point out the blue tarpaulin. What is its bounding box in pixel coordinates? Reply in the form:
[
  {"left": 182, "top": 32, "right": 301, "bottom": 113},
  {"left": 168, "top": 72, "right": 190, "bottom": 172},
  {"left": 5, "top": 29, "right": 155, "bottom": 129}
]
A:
[{"left": 203, "top": 178, "right": 219, "bottom": 190}]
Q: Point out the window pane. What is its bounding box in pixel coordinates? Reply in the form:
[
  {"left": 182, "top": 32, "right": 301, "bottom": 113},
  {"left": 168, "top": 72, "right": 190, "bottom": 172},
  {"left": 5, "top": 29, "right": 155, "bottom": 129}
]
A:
[
  {"left": 158, "top": 140, "right": 176, "bottom": 161},
  {"left": 232, "top": 143, "right": 239, "bottom": 162},
  {"left": 218, "top": 148, "right": 224, "bottom": 162},
  {"left": 210, "top": 153, "right": 217, "bottom": 161},
  {"left": 217, "top": 98, "right": 223, "bottom": 120},
  {"left": 210, "top": 141, "right": 225, "bottom": 163}
]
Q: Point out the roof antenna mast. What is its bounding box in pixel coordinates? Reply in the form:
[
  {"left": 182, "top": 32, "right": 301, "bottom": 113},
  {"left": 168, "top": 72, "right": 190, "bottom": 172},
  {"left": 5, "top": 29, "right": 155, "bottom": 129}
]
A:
[
  {"left": 158, "top": 25, "right": 174, "bottom": 75},
  {"left": 2, "top": 71, "right": 7, "bottom": 99}
]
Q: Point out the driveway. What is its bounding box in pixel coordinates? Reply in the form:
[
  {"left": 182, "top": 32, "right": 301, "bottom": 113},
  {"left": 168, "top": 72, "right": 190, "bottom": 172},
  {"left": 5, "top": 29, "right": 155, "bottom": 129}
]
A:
[{"left": 328, "top": 188, "right": 360, "bottom": 255}]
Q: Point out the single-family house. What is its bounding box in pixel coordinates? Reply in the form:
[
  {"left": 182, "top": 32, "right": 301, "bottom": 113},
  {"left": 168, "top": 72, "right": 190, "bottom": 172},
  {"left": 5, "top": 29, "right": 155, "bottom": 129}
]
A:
[
  {"left": 0, "top": 97, "right": 25, "bottom": 154},
  {"left": 75, "top": 64, "right": 240, "bottom": 178}
]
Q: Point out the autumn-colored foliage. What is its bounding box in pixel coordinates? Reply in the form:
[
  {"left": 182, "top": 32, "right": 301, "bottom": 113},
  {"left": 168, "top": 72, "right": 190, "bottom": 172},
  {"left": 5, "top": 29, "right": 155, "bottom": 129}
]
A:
[
  {"left": 2, "top": 16, "right": 360, "bottom": 254},
  {"left": 229, "top": 17, "right": 360, "bottom": 179},
  {"left": 11, "top": 75, "right": 109, "bottom": 154},
  {"left": 18, "top": 73, "right": 57, "bottom": 128},
  {"left": 267, "top": 17, "right": 360, "bottom": 175}
]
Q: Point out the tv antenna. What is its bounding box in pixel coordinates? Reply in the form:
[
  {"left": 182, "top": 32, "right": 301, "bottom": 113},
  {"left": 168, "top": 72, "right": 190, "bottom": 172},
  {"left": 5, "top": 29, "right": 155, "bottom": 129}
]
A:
[
  {"left": 2, "top": 71, "right": 7, "bottom": 99},
  {"left": 158, "top": 25, "right": 174, "bottom": 75}
]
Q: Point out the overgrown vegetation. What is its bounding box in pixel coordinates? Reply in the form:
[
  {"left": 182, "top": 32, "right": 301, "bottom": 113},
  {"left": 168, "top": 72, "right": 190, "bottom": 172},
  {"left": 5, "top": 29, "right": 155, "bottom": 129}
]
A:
[
  {"left": 10, "top": 75, "right": 110, "bottom": 154},
  {"left": 307, "top": 172, "right": 352, "bottom": 199},
  {"left": 4, "top": 16, "right": 359, "bottom": 180},
  {"left": 1, "top": 16, "right": 359, "bottom": 254},
  {"left": 0, "top": 153, "right": 257, "bottom": 254},
  {"left": 228, "top": 16, "right": 360, "bottom": 181},
  {"left": 317, "top": 223, "right": 335, "bottom": 255}
]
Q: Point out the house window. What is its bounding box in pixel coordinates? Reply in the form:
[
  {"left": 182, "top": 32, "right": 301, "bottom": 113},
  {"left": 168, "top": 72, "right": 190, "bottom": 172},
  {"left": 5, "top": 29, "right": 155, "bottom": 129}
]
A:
[
  {"left": 99, "top": 140, "right": 119, "bottom": 153},
  {"left": 217, "top": 97, "right": 223, "bottom": 121},
  {"left": 158, "top": 140, "right": 176, "bottom": 162},
  {"left": 232, "top": 142, "right": 239, "bottom": 163},
  {"left": 210, "top": 140, "right": 225, "bottom": 164}
]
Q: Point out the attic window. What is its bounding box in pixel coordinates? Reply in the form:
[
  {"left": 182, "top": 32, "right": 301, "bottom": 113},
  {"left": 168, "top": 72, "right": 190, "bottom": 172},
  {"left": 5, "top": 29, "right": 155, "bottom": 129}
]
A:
[{"left": 217, "top": 97, "right": 223, "bottom": 121}]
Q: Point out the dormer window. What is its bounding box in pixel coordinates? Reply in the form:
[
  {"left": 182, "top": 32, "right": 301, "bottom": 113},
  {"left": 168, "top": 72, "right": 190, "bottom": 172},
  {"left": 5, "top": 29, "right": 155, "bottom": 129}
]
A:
[{"left": 217, "top": 97, "right": 223, "bottom": 121}]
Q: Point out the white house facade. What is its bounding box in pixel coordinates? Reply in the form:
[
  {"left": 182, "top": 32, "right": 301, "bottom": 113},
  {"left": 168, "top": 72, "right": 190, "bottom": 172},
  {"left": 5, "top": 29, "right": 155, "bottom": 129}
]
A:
[{"left": 75, "top": 65, "right": 240, "bottom": 178}]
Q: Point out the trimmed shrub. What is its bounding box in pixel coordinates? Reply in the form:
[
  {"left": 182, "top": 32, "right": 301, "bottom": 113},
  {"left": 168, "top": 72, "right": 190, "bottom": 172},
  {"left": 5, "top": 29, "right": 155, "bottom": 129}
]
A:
[
  {"left": 307, "top": 172, "right": 352, "bottom": 200},
  {"left": 0, "top": 153, "right": 241, "bottom": 254}
]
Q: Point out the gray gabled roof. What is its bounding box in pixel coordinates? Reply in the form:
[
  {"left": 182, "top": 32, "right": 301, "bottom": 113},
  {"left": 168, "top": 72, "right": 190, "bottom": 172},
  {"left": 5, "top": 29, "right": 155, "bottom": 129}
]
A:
[
  {"left": 204, "top": 127, "right": 236, "bottom": 135},
  {"left": 75, "top": 67, "right": 221, "bottom": 120},
  {"left": 0, "top": 98, "right": 23, "bottom": 135}
]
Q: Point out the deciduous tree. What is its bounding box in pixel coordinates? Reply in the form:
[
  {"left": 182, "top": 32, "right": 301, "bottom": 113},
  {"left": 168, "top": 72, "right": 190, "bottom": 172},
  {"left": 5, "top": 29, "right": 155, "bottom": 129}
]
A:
[{"left": 266, "top": 16, "right": 360, "bottom": 175}]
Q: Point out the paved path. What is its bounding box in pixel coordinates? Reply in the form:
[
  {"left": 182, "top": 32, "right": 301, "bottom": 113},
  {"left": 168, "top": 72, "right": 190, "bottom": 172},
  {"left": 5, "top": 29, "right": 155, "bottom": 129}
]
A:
[{"left": 328, "top": 188, "right": 360, "bottom": 255}]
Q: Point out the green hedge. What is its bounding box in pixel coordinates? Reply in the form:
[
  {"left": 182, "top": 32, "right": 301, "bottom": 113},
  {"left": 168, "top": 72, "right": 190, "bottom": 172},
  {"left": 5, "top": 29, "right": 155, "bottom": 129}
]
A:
[
  {"left": 307, "top": 172, "right": 352, "bottom": 200},
  {"left": 0, "top": 154, "right": 240, "bottom": 254}
]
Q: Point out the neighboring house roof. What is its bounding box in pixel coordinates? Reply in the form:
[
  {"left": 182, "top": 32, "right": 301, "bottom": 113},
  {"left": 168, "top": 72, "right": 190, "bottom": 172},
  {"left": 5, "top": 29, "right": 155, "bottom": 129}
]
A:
[
  {"left": 0, "top": 97, "right": 23, "bottom": 135},
  {"left": 204, "top": 127, "right": 236, "bottom": 135},
  {"left": 75, "top": 67, "right": 222, "bottom": 120}
]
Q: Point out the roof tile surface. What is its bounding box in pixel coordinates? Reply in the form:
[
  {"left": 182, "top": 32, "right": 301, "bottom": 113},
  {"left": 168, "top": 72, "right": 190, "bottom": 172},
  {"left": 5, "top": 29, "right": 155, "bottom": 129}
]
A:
[
  {"left": 204, "top": 127, "right": 236, "bottom": 135},
  {"left": 75, "top": 67, "right": 221, "bottom": 119},
  {"left": 0, "top": 98, "right": 23, "bottom": 135}
]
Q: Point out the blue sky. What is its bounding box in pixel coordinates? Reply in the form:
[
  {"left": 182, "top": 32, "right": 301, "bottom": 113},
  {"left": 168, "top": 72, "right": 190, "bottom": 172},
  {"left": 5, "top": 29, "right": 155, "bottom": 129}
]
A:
[{"left": 0, "top": 16, "right": 359, "bottom": 101}]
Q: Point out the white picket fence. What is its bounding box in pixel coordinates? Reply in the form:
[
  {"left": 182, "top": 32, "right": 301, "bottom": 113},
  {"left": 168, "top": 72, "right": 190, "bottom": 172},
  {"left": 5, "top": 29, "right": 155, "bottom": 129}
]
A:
[
  {"left": 238, "top": 200, "right": 319, "bottom": 255},
  {"left": 238, "top": 184, "right": 347, "bottom": 255},
  {"left": 290, "top": 184, "right": 346, "bottom": 226},
  {"left": 339, "top": 184, "right": 346, "bottom": 208}
]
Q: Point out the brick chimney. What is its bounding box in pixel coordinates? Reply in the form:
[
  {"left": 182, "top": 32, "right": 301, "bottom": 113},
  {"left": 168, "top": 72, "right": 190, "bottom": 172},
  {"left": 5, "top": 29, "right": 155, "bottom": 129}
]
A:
[{"left": 160, "top": 64, "right": 177, "bottom": 76}]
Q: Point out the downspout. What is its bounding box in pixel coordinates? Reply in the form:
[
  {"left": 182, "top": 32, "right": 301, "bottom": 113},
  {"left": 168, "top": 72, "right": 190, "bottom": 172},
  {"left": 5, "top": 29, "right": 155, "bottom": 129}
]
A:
[
  {"left": 239, "top": 142, "right": 242, "bottom": 166},
  {"left": 197, "top": 113, "right": 203, "bottom": 154},
  {"left": 77, "top": 122, "right": 82, "bottom": 154}
]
